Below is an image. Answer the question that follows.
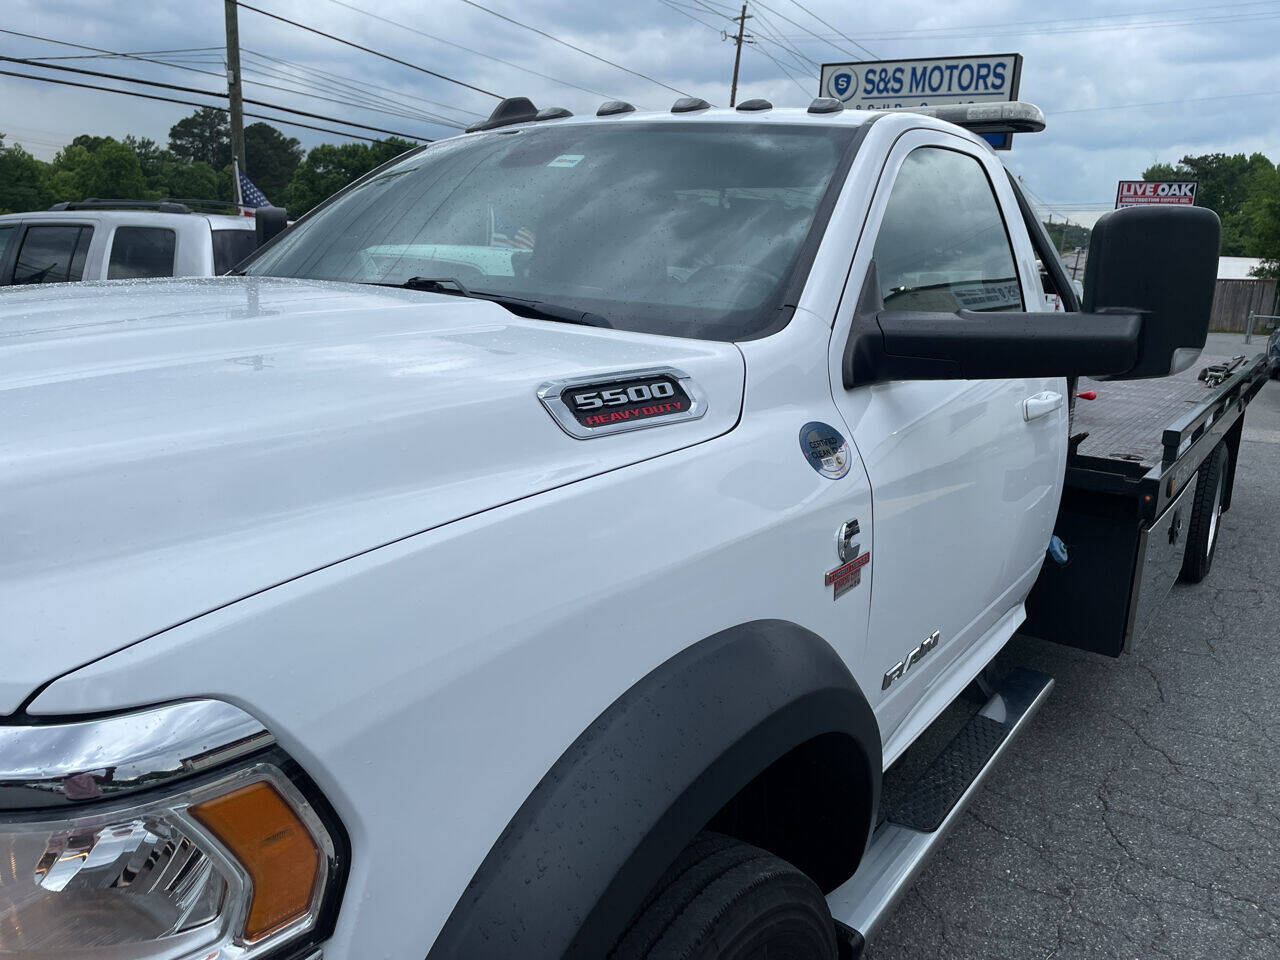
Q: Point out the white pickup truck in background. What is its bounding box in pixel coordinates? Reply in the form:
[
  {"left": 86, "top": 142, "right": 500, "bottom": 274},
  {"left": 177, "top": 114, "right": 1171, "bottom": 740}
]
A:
[
  {"left": 0, "top": 199, "right": 274, "bottom": 285},
  {"left": 1, "top": 96, "right": 1271, "bottom": 960}
]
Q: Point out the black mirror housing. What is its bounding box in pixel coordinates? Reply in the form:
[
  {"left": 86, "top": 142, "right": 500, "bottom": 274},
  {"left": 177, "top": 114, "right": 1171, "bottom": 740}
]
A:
[
  {"left": 1083, "top": 204, "right": 1219, "bottom": 379},
  {"left": 254, "top": 205, "right": 289, "bottom": 248}
]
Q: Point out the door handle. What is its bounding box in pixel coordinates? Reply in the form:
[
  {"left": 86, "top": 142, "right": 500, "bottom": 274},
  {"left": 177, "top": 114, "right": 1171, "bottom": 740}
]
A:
[{"left": 1022, "top": 391, "right": 1064, "bottom": 421}]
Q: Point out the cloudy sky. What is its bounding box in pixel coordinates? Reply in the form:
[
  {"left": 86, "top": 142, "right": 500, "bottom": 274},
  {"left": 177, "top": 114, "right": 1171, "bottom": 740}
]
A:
[{"left": 3, "top": 0, "right": 1278, "bottom": 223}]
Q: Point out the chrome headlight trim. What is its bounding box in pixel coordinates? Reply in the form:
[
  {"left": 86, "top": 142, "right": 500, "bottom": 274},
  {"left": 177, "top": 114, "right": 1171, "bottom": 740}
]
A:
[{"left": 0, "top": 699, "right": 274, "bottom": 810}]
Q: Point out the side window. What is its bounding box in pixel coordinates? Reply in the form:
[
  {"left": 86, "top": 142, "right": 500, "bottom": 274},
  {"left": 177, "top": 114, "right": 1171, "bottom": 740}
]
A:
[
  {"left": 12, "top": 225, "right": 94, "bottom": 285},
  {"left": 108, "top": 227, "right": 177, "bottom": 279},
  {"left": 211, "top": 229, "right": 258, "bottom": 274},
  {"left": 873, "top": 148, "right": 1023, "bottom": 313}
]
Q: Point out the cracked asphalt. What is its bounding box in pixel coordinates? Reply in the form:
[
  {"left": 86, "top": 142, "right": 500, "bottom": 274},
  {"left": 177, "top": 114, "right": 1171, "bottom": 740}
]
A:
[{"left": 868, "top": 336, "right": 1280, "bottom": 960}]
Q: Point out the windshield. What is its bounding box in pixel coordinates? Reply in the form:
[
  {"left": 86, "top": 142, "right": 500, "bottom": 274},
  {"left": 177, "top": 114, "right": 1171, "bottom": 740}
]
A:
[{"left": 245, "top": 122, "right": 857, "bottom": 340}]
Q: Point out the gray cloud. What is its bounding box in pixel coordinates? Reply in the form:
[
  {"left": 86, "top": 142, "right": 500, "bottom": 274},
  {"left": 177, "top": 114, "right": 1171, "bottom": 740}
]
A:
[{"left": 2, "top": 0, "right": 1277, "bottom": 221}]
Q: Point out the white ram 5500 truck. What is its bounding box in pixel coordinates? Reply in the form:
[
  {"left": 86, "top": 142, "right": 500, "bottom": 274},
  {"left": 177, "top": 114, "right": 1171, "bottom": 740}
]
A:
[{"left": 3, "top": 96, "right": 1265, "bottom": 960}]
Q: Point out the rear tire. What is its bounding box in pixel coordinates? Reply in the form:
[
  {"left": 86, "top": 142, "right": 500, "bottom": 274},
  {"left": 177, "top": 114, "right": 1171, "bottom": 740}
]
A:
[
  {"left": 610, "top": 832, "right": 838, "bottom": 960},
  {"left": 1178, "top": 442, "right": 1227, "bottom": 584}
]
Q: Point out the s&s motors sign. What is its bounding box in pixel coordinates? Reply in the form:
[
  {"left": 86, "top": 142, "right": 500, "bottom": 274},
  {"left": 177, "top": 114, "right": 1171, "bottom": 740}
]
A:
[
  {"left": 820, "top": 54, "right": 1022, "bottom": 110},
  {"left": 1115, "top": 181, "right": 1198, "bottom": 208}
]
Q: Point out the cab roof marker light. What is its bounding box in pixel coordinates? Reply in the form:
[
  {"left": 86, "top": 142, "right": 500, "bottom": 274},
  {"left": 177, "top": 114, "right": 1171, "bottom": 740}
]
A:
[
  {"left": 671, "top": 97, "right": 711, "bottom": 113},
  {"left": 735, "top": 98, "right": 772, "bottom": 112},
  {"left": 808, "top": 97, "right": 844, "bottom": 114},
  {"left": 597, "top": 100, "right": 636, "bottom": 116},
  {"left": 465, "top": 96, "right": 539, "bottom": 133}
]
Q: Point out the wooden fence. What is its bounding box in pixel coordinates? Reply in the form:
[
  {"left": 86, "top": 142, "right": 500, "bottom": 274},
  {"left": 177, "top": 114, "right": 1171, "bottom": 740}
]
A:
[{"left": 1210, "top": 279, "right": 1279, "bottom": 332}]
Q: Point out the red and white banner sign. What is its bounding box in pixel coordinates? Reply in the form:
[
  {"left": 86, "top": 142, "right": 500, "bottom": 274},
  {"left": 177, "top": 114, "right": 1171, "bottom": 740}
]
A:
[{"left": 1115, "top": 180, "right": 1197, "bottom": 208}]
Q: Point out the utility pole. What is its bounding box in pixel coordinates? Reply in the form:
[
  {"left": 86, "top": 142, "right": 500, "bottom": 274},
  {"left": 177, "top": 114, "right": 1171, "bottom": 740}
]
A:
[
  {"left": 224, "top": 0, "right": 246, "bottom": 173},
  {"left": 727, "top": 4, "right": 752, "bottom": 108}
]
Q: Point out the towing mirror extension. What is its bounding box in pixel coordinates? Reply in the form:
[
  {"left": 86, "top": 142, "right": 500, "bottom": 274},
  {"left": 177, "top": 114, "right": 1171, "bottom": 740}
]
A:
[{"left": 843, "top": 205, "right": 1220, "bottom": 388}]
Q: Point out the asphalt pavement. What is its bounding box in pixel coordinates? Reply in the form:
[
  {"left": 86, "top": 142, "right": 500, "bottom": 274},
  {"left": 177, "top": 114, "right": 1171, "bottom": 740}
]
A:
[{"left": 868, "top": 333, "right": 1280, "bottom": 960}]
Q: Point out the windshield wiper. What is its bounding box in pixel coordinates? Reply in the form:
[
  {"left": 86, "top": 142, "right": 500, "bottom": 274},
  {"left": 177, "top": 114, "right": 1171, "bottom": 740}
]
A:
[{"left": 393, "top": 276, "right": 612, "bottom": 328}]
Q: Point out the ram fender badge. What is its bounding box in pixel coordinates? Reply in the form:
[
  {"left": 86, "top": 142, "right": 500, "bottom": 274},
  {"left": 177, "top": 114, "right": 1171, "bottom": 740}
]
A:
[
  {"left": 537, "top": 366, "right": 707, "bottom": 439},
  {"left": 826, "top": 517, "right": 869, "bottom": 599},
  {"left": 882, "top": 630, "right": 941, "bottom": 690}
]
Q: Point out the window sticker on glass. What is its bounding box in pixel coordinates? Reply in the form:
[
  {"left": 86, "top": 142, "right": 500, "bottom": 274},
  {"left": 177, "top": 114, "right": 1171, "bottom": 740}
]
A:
[{"left": 547, "top": 154, "right": 584, "bottom": 168}]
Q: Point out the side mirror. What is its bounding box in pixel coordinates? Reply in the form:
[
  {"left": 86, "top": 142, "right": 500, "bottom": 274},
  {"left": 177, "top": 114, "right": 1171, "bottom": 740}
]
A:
[
  {"left": 254, "top": 205, "right": 289, "bottom": 247},
  {"left": 842, "top": 205, "right": 1221, "bottom": 388},
  {"left": 1084, "top": 204, "right": 1220, "bottom": 379}
]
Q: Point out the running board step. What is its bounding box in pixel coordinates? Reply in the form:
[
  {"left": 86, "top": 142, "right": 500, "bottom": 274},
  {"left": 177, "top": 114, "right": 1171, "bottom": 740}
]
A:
[{"left": 825, "top": 667, "right": 1054, "bottom": 952}]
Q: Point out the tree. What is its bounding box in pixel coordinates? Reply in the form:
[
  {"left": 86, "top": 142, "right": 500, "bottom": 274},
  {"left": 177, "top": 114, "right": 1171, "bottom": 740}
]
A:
[
  {"left": 46, "top": 137, "right": 152, "bottom": 201},
  {"left": 244, "top": 122, "right": 302, "bottom": 204},
  {"left": 1143, "top": 152, "right": 1280, "bottom": 258},
  {"left": 168, "top": 108, "right": 230, "bottom": 168},
  {"left": 0, "top": 137, "right": 52, "bottom": 213},
  {"left": 1253, "top": 196, "right": 1280, "bottom": 279},
  {"left": 158, "top": 160, "right": 223, "bottom": 203},
  {"left": 285, "top": 137, "right": 415, "bottom": 215}
]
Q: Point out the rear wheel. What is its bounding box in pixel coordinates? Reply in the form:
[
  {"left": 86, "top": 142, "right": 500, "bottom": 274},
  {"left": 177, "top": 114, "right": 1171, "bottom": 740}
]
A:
[
  {"left": 610, "top": 832, "right": 838, "bottom": 960},
  {"left": 1178, "top": 442, "right": 1227, "bottom": 584}
]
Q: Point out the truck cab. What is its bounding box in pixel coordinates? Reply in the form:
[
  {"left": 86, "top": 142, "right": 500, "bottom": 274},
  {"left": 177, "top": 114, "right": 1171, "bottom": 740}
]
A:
[
  {"left": 0, "top": 98, "right": 1238, "bottom": 960},
  {"left": 0, "top": 200, "right": 258, "bottom": 285}
]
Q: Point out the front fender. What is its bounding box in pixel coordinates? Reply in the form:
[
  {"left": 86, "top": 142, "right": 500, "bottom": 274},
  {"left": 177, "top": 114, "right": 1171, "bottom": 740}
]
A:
[{"left": 428, "top": 620, "right": 880, "bottom": 960}]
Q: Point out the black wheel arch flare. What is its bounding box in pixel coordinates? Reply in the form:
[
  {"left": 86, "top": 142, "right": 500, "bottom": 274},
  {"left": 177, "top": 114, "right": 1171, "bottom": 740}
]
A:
[{"left": 425, "top": 619, "right": 882, "bottom": 960}]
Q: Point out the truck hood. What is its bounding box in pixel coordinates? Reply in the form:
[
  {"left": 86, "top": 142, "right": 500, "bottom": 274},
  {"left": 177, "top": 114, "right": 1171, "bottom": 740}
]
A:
[{"left": 1, "top": 277, "right": 744, "bottom": 713}]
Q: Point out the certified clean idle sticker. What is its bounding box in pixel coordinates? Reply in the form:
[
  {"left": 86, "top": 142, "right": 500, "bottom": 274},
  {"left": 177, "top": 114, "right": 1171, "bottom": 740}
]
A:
[{"left": 799, "top": 422, "right": 851, "bottom": 479}]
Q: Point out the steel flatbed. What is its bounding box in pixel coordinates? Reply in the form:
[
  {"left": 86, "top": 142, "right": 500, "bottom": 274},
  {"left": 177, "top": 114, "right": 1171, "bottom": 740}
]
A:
[{"left": 1024, "top": 343, "right": 1275, "bottom": 657}]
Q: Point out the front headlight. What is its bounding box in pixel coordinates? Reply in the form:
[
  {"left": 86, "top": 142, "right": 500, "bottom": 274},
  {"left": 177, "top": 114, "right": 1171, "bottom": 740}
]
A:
[{"left": 0, "top": 701, "right": 344, "bottom": 959}]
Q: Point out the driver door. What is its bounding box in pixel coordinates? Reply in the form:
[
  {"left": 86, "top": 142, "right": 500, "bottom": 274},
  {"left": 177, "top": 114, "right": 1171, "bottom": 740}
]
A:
[{"left": 830, "top": 132, "right": 1067, "bottom": 758}]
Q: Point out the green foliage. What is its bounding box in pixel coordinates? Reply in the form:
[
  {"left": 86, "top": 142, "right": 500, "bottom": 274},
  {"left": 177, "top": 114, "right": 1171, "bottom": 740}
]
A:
[
  {"left": 244, "top": 123, "right": 303, "bottom": 203},
  {"left": 284, "top": 137, "right": 415, "bottom": 216},
  {"left": 168, "top": 108, "right": 230, "bottom": 168},
  {"left": 1042, "top": 220, "right": 1091, "bottom": 253},
  {"left": 1, "top": 113, "right": 418, "bottom": 219},
  {"left": 0, "top": 138, "right": 53, "bottom": 213},
  {"left": 47, "top": 137, "right": 153, "bottom": 201},
  {"left": 1142, "top": 152, "right": 1280, "bottom": 262}
]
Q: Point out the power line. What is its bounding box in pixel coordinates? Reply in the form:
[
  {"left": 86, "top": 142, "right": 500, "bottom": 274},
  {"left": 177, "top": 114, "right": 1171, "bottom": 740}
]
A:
[
  {"left": 235, "top": 1, "right": 502, "bottom": 99},
  {"left": 241, "top": 48, "right": 485, "bottom": 120},
  {"left": 0, "top": 68, "right": 414, "bottom": 142},
  {"left": 3, "top": 30, "right": 473, "bottom": 130},
  {"left": 659, "top": 0, "right": 811, "bottom": 100},
  {"left": 0, "top": 57, "right": 433, "bottom": 140},
  {"left": 658, "top": 0, "right": 726, "bottom": 34},
  {"left": 750, "top": 9, "right": 821, "bottom": 71},
  {"left": 15, "top": 43, "right": 472, "bottom": 129},
  {"left": 318, "top": 0, "right": 622, "bottom": 102},
  {"left": 0, "top": 29, "right": 225, "bottom": 79},
  {"left": 24, "top": 46, "right": 224, "bottom": 62},
  {"left": 748, "top": 39, "right": 816, "bottom": 99},
  {"left": 455, "top": 0, "right": 696, "bottom": 101},
  {"left": 234, "top": 62, "right": 467, "bottom": 128},
  {"left": 750, "top": 0, "right": 861, "bottom": 59},
  {"left": 783, "top": 0, "right": 876, "bottom": 58}
]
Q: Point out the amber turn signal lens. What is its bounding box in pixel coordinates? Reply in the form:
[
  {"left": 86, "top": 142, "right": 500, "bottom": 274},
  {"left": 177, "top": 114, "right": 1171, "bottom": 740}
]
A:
[{"left": 192, "top": 780, "right": 322, "bottom": 942}]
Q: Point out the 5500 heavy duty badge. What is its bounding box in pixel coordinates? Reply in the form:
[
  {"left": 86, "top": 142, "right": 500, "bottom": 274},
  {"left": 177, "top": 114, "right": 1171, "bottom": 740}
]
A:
[{"left": 538, "top": 367, "right": 708, "bottom": 438}]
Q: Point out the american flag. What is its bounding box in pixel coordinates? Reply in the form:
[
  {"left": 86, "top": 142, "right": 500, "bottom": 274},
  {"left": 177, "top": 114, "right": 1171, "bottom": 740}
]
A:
[
  {"left": 489, "top": 207, "right": 535, "bottom": 251},
  {"left": 238, "top": 169, "right": 270, "bottom": 208}
]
